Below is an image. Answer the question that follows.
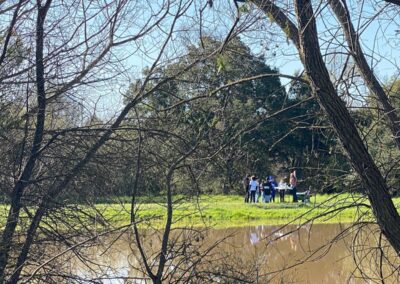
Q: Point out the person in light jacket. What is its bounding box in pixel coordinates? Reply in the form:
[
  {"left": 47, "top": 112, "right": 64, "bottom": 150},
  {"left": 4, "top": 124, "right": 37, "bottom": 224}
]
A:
[{"left": 249, "top": 176, "right": 259, "bottom": 203}]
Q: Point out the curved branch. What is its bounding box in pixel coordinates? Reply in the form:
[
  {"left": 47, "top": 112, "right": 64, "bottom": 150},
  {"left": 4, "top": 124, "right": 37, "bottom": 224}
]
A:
[
  {"left": 0, "top": 1, "right": 53, "bottom": 282},
  {"left": 328, "top": 0, "right": 400, "bottom": 149},
  {"left": 293, "top": 0, "right": 400, "bottom": 256},
  {"left": 0, "top": 0, "right": 25, "bottom": 67},
  {"left": 252, "top": 0, "right": 300, "bottom": 49}
]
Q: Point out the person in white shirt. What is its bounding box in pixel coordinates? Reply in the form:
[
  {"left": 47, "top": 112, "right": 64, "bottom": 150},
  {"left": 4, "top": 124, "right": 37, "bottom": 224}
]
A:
[{"left": 278, "top": 178, "right": 287, "bottom": 202}]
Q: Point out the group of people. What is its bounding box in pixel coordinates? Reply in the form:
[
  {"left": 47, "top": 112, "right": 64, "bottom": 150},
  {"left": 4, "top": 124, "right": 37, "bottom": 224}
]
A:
[{"left": 242, "top": 169, "right": 298, "bottom": 203}]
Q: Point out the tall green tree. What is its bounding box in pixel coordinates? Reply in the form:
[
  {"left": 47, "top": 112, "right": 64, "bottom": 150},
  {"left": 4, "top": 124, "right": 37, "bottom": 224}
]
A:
[{"left": 123, "top": 37, "right": 337, "bottom": 194}]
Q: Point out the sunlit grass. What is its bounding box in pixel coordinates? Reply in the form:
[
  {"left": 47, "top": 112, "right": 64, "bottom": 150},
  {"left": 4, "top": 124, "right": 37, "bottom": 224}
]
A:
[
  {"left": 1, "top": 194, "right": 399, "bottom": 229},
  {"left": 95, "top": 193, "right": 398, "bottom": 228}
]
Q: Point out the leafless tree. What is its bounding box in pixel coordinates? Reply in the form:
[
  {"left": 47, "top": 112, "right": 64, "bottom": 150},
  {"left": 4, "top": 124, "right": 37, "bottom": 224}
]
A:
[
  {"left": 0, "top": 0, "right": 226, "bottom": 282},
  {"left": 1, "top": 0, "right": 400, "bottom": 282},
  {"left": 0, "top": 0, "right": 274, "bottom": 282},
  {"left": 246, "top": 0, "right": 400, "bottom": 256}
]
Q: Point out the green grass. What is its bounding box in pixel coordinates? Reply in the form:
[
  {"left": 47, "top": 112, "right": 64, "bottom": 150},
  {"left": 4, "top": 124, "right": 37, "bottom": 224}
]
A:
[
  {"left": 2, "top": 194, "right": 399, "bottom": 230},
  {"left": 94, "top": 194, "right": 400, "bottom": 228}
]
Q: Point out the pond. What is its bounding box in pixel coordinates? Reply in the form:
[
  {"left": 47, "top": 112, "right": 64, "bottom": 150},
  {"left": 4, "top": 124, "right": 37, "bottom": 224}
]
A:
[{"left": 69, "top": 224, "right": 398, "bottom": 283}]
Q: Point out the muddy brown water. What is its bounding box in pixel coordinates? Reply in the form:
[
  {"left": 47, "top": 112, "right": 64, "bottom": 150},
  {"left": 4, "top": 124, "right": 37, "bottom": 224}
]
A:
[{"left": 69, "top": 224, "right": 399, "bottom": 283}]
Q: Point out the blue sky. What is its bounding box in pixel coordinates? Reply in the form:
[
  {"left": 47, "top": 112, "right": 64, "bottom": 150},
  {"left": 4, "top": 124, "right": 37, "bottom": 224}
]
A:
[{"left": 94, "top": 0, "right": 400, "bottom": 118}]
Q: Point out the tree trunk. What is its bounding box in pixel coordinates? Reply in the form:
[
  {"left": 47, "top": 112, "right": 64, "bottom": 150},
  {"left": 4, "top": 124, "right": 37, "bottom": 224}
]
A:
[
  {"left": 251, "top": 0, "right": 400, "bottom": 255},
  {"left": 328, "top": 0, "right": 400, "bottom": 149},
  {"left": 294, "top": 0, "right": 400, "bottom": 255},
  {"left": 385, "top": 0, "right": 400, "bottom": 6},
  {"left": 0, "top": 1, "right": 52, "bottom": 281}
]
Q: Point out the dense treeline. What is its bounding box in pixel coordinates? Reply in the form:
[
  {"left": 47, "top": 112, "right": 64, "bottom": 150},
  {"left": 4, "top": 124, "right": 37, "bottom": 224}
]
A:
[
  {"left": 4, "top": 37, "right": 352, "bottom": 201},
  {"left": 113, "top": 37, "right": 352, "bottom": 196},
  {"left": 2, "top": 36, "right": 391, "bottom": 201}
]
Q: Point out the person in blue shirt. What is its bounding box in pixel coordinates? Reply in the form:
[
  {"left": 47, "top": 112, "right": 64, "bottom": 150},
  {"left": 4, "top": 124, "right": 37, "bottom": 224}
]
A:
[{"left": 249, "top": 176, "right": 259, "bottom": 203}]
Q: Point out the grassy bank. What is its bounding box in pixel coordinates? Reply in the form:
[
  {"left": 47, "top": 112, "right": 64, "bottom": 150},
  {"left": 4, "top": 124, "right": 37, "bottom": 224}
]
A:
[
  {"left": 2, "top": 194, "right": 398, "bottom": 229},
  {"left": 96, "top": 194, "right": 398, "bottom": 228}
]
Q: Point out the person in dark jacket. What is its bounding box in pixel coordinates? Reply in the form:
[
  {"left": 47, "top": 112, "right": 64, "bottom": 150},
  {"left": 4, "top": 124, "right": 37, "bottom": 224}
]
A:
[
  {"left": 263, "top": 179, "right": 272, "bottom": 203},
  {"left": 268, "top": 176, "right": 277, "bottom": 202},
  {"left": 243, "top": 174, "right": 250, "bottom": 203}
]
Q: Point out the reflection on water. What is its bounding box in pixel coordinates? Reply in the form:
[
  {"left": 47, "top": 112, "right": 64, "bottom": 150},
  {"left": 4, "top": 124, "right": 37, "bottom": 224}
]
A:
[{"left": 69, "top": 224, "right": 398, "bottom": 283}]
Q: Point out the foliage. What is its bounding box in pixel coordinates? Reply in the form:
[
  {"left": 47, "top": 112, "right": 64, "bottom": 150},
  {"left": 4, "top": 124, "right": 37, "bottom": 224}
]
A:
[{"left": 116, "top": 37, "right": 345, "bottom": 197}]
